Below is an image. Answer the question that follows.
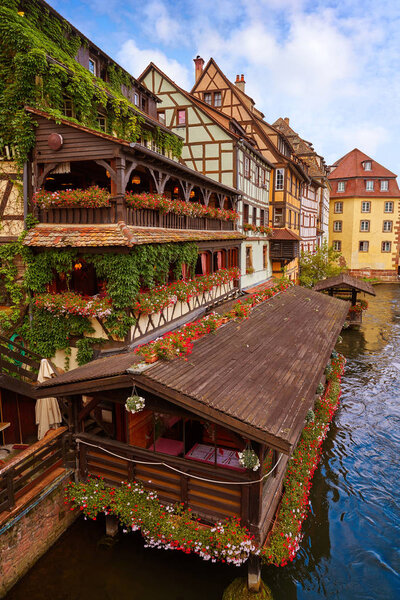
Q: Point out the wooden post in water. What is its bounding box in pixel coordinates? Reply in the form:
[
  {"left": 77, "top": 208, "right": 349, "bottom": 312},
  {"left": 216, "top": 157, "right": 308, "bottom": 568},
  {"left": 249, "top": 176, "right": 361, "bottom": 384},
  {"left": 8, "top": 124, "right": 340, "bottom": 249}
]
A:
[{"left": 247, "top": 554, "right": 262, "bottom": 592}]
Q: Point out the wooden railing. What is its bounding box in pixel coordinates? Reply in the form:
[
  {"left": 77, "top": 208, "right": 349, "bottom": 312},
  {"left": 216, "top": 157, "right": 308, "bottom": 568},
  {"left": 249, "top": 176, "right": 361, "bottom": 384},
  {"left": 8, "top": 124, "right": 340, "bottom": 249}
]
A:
[
  {"left": 77, "top": 433, "right": 249, "bottom": 524},
  {"left": 38, "top": 201, "right": 234, "bottom": 231},
  {"left": 0, "top": 334, "right": 42, "bottom": 382},
  {"left": 0, "top": 426, "right": 69, "bottom": 513}
]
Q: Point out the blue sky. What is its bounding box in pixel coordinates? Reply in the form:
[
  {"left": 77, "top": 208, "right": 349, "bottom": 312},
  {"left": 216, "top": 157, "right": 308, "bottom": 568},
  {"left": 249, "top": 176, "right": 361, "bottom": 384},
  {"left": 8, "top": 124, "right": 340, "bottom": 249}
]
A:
[{"left": 51, "top": 0, "right": 400, "bottom": 173}]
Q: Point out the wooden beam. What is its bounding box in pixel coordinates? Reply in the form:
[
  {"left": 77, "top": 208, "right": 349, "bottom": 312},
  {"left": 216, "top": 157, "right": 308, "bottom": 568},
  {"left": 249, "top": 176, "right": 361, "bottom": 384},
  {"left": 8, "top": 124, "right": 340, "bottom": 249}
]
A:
[{"left": 78, "top": 395, "right": 102, "bottom": 422}]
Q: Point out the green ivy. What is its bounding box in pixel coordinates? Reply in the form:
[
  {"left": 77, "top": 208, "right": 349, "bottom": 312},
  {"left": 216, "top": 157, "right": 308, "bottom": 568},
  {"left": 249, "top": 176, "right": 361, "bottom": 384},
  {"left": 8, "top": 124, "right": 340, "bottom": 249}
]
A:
[
  {"left": 0, "top": 2, "right": 183, "bottom": 167},
  {"left": 76, "top": 337, "right": 106, "bottom": 366}
]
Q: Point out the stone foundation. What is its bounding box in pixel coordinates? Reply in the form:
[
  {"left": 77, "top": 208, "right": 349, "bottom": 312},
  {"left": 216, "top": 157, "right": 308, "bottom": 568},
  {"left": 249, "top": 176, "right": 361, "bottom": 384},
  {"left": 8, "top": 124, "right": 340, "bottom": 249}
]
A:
[
  {"left": 349, "top": 268, "right": 399, "bottom": 283},
  {"left": 0, "top": 471, "right": 76, "bottom": 598}
]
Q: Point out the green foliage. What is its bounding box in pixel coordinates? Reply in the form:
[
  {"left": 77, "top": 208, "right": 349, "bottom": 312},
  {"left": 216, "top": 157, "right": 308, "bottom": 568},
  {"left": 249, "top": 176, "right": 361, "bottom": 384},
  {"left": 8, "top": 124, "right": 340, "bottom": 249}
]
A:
[
  {"left": 20, "top": 308, "right": 94, "bottom": 358},
  {"left": 0, "top": 2, "right": 183, "bottom": 166},
  {"left": 299, "top": 242, "right": 346, "bottom": 288},
  {"left": 24, "top": 249, "right": 77, "bottom": 292},
  {"left": 76, "top": 337, "right": 105, "bottom": 366},
  {"left": 0, "top": 239, "right": 25, "bottom": 333}
]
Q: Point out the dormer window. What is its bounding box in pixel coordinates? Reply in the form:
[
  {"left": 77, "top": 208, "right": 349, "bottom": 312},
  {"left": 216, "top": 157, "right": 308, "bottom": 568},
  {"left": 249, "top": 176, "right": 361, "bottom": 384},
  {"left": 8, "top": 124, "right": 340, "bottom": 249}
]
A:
[
  {"left": 364, "top": 161, "right": 372, "bottom": 171},
  {"left": 365, "top": 180, "right": 374, "bottom": 191},
  {"left": 381, "top": 180, "right": 388, "bottom": 191},
  {"left": 337, "top": 181, "right": 345, "bottom": 192},
  {"left": 88, "top": 56, "right": 97, "bottom": 76}
]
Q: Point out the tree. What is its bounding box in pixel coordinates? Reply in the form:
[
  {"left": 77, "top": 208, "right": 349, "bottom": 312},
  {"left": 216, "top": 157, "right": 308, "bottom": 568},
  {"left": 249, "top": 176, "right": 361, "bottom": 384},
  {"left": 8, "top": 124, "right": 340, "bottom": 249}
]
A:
[{"left": 299, "top": 242, "right": 346, "bottom": 288}]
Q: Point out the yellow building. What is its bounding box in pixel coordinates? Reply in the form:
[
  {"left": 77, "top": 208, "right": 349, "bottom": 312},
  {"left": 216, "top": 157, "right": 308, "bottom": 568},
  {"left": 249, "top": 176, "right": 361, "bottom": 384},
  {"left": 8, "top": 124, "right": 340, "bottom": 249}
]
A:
[{"left": 329, "top": 148, "right": 400, "bottom": 281}]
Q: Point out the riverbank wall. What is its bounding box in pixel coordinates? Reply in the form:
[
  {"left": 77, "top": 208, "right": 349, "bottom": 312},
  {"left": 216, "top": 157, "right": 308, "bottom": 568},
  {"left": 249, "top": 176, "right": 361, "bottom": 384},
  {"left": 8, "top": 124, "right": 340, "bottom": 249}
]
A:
[{"left": 0, "top": 470, "right": 76, "bottom": 598}]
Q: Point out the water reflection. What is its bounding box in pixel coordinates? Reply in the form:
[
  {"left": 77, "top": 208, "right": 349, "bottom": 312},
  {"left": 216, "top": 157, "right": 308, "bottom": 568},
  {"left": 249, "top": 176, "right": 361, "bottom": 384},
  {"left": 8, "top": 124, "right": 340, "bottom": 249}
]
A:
[{"left": 6, "top": 285, "right": 400, "bottom": 600}]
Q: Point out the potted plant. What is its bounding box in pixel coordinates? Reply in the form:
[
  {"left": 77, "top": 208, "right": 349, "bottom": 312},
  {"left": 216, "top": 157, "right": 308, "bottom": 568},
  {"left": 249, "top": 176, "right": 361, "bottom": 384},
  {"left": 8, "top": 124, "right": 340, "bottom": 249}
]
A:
[
  {"left": 125, "top": 394, "right": 145, "bottom": 414},
  {"left": 238, "top": 447, "right": 260, "bottom": 471}
]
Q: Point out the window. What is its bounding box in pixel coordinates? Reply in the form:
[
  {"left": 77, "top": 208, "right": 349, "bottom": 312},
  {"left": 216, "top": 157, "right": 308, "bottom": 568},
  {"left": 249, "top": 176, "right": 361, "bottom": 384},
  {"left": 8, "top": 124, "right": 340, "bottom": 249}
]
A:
[
  {"left": 364, "top": 161, "right": 372, "bottom": 171},
  {"left": 141, "top": 96, "right": 147, "bottom": 112},
  {"left": 337, "top": 181, "right": 345, "bottom": 192},
  {"left": 359, "top": 241, "right": 369, "bottom": 252},
  {"left": 333, "top": 241, "right": 341, "bottom": 251},
  {"left": 214, "top": 92, "right": 222, "bottom": 107},
  {"left": 380, "top": 180, "right": 389, "bottom": 191},
  {"left": 382, "top": 241, "right": 392, "bottom": 252},
  {"left": 88, "top": 57, "right": 97, "bottom": 76},
  {"left": 256, "top": 166, "right": 260, "bottom": 185},
  {"left": 244, "top": 156, "right": 250, "bottom": 178},
  {"left": 334, "top": 201, "right": 343, "bottom": 213},
  {"left": 333, "top": 220, "right": 342, "bottom": 232},
  {"left": 177, "top": 109, "right": 186, "bottom": 125},
  {"left": 263, "top": 245, "right": 268, "bottom": 269},
  {"left": 383, "top": 220, "right": 393, "bottom": 232},
  {"left": 360, "top": 220, "right": 370, "bottom": 232},
  {"left": 96, "top": 113, "right": 107, "bottom": 132},
  {"left": 158, "top": 111, "right": 165, "bottom": 125},
  {"left": 365, "top": 180, "right": 374, "bottom": 191},
  {"left": 273, "top": 207, "right": 284, "bottom": 227},
  {"left": 62, "top": 97, "right": 74, "bottom": 118},
  {"left": 134, "top": 93, "right": 139, "bottom": 106},
  {"left": 361, "top": 201, "right": 371, "bottom": 213},
  {"left": 204, "top": 93, "right": 211, "bottom": 105},
  {"left": 252, "top": 207, "right": 257, "bottom": 225},
  {"left": 275, "top": 168, "right": 284, "bottom": 190},
  {"left": 243, "top": 203, "right": 249, "bottom": 224},
  {"left": 385, "top": 201, "right": 394, "bottom": 213},
  {"left": 245, "top": 246, "right": 253, "bottom": 273},
  {"left": 260, "top": 209, "right": 265, "bottom": 225}
]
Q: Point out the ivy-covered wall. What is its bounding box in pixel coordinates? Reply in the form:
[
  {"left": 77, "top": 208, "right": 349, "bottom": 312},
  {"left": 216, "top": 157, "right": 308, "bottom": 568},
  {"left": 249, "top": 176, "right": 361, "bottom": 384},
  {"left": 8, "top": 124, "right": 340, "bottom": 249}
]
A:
[
  {"left": 0, "top": 238, "right": 198, "bottom": 367},
  {"left": 0, "top": 0, "right": 183, "bottom": 167}
]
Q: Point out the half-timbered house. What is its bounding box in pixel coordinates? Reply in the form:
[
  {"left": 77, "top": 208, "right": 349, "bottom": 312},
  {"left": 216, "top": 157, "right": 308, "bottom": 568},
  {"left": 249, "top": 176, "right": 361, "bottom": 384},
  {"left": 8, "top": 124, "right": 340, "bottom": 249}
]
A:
[
  {"left": 191, "top": 58, "right": 311, "bottom": 281},
  {"left": 138, "top": 63, "right": 273, "bottom": 290}
]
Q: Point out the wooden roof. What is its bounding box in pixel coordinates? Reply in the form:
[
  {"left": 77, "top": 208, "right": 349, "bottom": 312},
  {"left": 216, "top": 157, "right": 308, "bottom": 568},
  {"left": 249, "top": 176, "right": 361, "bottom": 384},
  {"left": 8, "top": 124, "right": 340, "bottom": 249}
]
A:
[
  {"left": 314, "top": 273, "right": 376, "bottom": 296},
  {"left": 37, "top": 286, "right": 349, "bottom": 454}
]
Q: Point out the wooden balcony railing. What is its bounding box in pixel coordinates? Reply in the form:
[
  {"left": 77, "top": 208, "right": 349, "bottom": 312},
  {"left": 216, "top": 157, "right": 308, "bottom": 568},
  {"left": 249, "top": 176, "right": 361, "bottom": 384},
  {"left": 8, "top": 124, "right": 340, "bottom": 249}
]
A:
[
  {"left": 38, "top": 201, "right": 235, "bottom": 231},
  {"left": 0, "top": 426, "right": 69, "bottom": 514},
  {"left": 77, "top": 433, "right": 249, "bottom": 524},
  {"left": 0, "top": 334, "right": 42, "bottom": 382}
]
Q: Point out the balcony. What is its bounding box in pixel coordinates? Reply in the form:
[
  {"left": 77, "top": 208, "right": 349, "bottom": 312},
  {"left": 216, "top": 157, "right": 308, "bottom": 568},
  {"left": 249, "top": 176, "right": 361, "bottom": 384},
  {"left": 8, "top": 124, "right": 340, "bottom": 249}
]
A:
[
  {"left": 269, "top": 240, "right": 299, "bottom": 261},
  {"left": 36, "top": 193, "right": 236, "bottom": 232}
]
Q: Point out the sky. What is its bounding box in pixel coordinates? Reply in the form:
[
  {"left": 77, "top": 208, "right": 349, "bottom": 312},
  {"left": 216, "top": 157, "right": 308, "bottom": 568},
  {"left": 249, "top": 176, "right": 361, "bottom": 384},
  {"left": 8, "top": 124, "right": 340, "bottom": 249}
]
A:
[{"left": 51, "top": 0, "right": 400, "bottom": 173}]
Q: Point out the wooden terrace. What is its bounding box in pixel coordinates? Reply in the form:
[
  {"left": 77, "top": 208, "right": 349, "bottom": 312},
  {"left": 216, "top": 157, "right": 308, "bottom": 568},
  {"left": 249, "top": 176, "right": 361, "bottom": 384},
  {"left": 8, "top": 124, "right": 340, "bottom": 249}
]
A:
[
  {"left": 36, "top": 286, "right": 350, "bottom": 544},
  {"left": 314, "top": 273, "right": 376, "bottom": 326}
]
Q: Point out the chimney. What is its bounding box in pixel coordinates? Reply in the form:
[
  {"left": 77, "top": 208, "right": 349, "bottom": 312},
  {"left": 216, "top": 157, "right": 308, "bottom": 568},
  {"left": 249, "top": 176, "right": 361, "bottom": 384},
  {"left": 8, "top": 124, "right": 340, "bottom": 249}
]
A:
[
  {"left": 284, "top": 117, "right": 290, "bottom": 125},
  {"left": 235, "top": 74, "right": 246, "bottom": 93},
  {"left": 193, "top": 55, "right": 204, "bottom": 83}
]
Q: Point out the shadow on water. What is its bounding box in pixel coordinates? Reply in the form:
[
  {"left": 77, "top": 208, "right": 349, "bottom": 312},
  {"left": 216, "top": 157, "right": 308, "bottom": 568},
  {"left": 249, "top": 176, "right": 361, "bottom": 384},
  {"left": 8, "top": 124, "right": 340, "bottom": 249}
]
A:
[{"left": 6, "top": 285, "right": 400, "bottom": 600}]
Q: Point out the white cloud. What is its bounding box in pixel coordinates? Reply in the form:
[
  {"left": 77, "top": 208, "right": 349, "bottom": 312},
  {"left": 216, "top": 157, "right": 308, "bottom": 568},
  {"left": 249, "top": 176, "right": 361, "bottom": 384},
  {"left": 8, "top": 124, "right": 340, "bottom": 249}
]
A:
[{"left": 116, "top": 40, "right": 191, "bottom": 88}]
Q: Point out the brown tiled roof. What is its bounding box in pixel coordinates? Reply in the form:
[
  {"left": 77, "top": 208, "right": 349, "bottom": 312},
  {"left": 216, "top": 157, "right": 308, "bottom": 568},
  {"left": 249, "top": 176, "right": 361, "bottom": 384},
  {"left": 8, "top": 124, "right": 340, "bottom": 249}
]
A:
[
  {"left": 314, "top": 273, "right": 376, "bottom": 296},
  {"left": 270, "top": 228, "right": 301, "bottom": 241},
  {"left": 243, "top": 278, "right": 278, "bottom": 294},
  {"left": 23, "top": 224, "right": 245, "bottom": 248},
  {"left": 37, "top": 286, "right": 350, "bottom": 453}
]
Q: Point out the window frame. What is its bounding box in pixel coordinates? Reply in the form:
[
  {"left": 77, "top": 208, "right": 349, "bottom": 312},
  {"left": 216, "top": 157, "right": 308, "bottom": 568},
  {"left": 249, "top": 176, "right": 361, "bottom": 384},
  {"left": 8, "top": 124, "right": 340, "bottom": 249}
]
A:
[
  {"left": 337, "top": 181, "right": 345, "bottom": 192},
  {"left": 383, "top": 220, "right": 393, "bottom": 233},
  {"left": 332, "top": 240, "right": 342, "bottom": 252},
  {"left": 381, "top": 241, "right": 392, "bottom": 253},
  {"left": 203, "top": 92, "right": 212, "bottom": 105},
  {"left": 360, "top": 220, "right": 370, "bottom": 232},
  {"left": 273, "top": 207, "right": 284, "bottom": 227},
  {"left": 365, "top": 180, "right": 374, "bottom": 192},
  {"left": 275, "top": 168, "right": 285, "bottom": 190},
  {"left": 157, "top": 110, "right": 166, "bottom": 125},
  {"left": 380, "top": 180, "right": 389, "bottom": 191},
  {"left": 244, "top": 156, "right": 250, "bottom": 179},
  {"left": 214, "top": 92, "right": 222, "bottom": 107},
  {"left": 96, "top": 112, "right": 107, "bottom": 132},
  {"left": 88, "top": 56, "right": 97, "bottom": 76},
  {"left": 359, "top": 241, "right": 369, "bottom": 252},
  {"left": 62, "top": 96, "right": 75, "bottom": 118},
  {"left": 384, "top": 201, "right": 394, "bottom": 213},
  {"left": 333, "top": 220, "right": 342, "bottom": 232},
  {"left": 177, "top": 109, "right": 186, "bottom": 126},
  {"left": 361, "top": 201, "right": 371, "bottom": 213},
  {"left": 364, "top": 161, "right": 372, "bottom": 171},
  {"left": 334, "top": 201, "right": 343, "bottom": 213}
]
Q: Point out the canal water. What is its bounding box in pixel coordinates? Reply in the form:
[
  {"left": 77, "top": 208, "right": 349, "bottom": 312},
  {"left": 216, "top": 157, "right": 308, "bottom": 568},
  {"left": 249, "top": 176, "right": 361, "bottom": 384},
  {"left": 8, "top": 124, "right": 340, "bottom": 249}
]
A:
[{"left": 6, "top": 284, "right": 400, "bottom": 599}]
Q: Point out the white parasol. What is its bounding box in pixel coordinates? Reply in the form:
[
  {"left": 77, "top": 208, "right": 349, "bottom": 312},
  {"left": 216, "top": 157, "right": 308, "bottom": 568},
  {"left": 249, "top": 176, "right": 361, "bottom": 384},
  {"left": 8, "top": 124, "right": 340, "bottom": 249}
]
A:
[{"left": 35, "top": 359, "right": 62, "bottom": 440}]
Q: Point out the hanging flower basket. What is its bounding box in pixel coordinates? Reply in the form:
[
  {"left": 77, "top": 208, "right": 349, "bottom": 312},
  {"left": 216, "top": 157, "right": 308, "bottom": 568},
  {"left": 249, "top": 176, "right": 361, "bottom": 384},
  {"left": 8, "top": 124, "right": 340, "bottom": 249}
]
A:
[
  {"left": 238, "top": 448, "right": 260, "bottom": 472},
  {"left": 125, "top": 394, "right": 145, "bottom": 414}
]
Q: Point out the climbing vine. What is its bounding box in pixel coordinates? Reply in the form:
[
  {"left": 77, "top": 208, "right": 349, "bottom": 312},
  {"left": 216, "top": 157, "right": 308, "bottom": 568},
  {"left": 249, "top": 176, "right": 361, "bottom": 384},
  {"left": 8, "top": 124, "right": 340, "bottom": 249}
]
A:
[
  {"left": 0, "top": 1, "right": 182, "bottom": 167},
  {"left": 0, "top": 242, "right": 198, "bottom": 364}
]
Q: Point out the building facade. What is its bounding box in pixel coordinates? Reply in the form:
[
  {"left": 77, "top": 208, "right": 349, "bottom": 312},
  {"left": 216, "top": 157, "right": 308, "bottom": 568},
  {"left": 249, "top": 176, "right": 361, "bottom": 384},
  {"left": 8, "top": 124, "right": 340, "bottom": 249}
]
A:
[
  {"left": 139, "top": 62, "right": 273, "bottom": 290},
  {"left": 190, "top": 58, "right": 309, "bottom": 281},
  {"left": 328, "top": 148, "right": 400, "bottom": 281}
]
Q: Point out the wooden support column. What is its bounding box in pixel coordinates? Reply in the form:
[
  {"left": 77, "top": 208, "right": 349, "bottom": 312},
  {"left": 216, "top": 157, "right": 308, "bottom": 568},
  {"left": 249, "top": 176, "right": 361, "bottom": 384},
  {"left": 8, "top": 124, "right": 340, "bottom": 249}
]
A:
[
  {"left": 180, "top": 180, "right": 194, "bottom": 202},
  {"left": 247, "top": 554, "right": 262, "bottom": 592},
  {"left": 352, "top": 289, "right": 357, "bottom": 305},
  {"left": 106, "top": 515, "right": 119, "bottom": 537},
  {"left": 115, "top": 156, "right": 127, "bottom": 221},
  {"left": 148, "top": 168, "right": 170, "bottom": 194}
]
